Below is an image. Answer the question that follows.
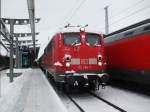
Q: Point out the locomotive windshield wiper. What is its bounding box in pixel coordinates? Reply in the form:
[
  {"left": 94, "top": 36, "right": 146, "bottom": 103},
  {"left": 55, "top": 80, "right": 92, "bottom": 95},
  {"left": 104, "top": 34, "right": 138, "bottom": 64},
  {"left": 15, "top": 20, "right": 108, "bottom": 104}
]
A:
[{"left": 72, "top": 40, "right": 79, "bottom": 45}]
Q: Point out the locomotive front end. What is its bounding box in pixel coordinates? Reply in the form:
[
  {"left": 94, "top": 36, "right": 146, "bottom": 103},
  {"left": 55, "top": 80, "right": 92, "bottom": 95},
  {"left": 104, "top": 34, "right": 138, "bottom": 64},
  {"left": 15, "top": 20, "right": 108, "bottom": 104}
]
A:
[{"left": 54, "top": 27, "right": 109, "bottom": 90}]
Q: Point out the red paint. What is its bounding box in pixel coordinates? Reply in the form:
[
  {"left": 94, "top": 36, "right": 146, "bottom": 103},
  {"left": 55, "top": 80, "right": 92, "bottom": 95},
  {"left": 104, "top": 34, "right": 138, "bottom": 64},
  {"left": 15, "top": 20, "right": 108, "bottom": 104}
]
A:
[
  {"left": 105, "top": 33, "right": 150, "bottom": 70},
  {"left": 41, "top": 31, "right": 106, "bottom": 74}
]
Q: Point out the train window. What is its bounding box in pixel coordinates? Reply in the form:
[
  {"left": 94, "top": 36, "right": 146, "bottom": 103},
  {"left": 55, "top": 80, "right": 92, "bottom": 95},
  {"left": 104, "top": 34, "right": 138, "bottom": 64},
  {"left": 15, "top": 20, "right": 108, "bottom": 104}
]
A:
[
  {"left": 124, "top": 31, "right": 134, "bottom": 37},
  {"left": 47, "top": 39, "right": 54, "bottom": 52},
  {"left": 86, "top": 34, "right": 100, "bottom": 46},
  {"left": 44, "top": 49, "right": 46, "bottom": 54},
  {"left": 63, "top": 33, "right": 80, "bottom": 45},
  {"left": 143, "top": 25, "right": 150, "bottom": 31}
]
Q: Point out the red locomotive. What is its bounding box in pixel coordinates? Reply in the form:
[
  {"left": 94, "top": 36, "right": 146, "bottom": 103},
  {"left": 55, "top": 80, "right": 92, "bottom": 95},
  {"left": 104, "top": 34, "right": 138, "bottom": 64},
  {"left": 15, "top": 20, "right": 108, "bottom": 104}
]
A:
[
  {"left": 40, "top": 26, "right": 109, "bottom": 90},
  {"left": 104, "top": 19, "right": 150, "bottom": 85}
]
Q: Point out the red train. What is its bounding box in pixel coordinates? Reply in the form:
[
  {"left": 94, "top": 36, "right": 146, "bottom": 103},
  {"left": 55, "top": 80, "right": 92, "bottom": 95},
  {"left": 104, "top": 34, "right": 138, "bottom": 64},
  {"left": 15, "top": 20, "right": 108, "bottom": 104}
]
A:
[
  {"left": 104, "top": 19, "right": 150, "bottom": 85},
  {"left": 40, "top": 26, "right": 109, "bottom": 90}
]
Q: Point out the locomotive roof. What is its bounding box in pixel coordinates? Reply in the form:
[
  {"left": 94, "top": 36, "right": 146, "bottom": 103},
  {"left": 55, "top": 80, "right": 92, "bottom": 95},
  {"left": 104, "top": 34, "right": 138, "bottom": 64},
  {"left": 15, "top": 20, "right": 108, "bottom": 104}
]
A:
[
  {"left": 105, "top": 18, "right": 150, "bottom": 37},
  {"left": 58, "top": 27, "right": 102, "bottom": 34},
  {"left": 104, "top": 22, "right": 150, "bottom": 44}
]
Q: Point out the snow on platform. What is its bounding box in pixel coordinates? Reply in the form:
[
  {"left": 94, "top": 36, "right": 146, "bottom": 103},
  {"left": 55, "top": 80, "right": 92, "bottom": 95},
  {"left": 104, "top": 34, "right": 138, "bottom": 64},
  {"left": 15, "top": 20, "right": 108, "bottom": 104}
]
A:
[
  {"left": 6, "top": 68, "right": 29, "bottom": 74},
  {"left": 94, "top": 86, "right": 150, "bottom": 112},
  {"left": 0, "top": 68, "right": 67, "bottom": 112}
]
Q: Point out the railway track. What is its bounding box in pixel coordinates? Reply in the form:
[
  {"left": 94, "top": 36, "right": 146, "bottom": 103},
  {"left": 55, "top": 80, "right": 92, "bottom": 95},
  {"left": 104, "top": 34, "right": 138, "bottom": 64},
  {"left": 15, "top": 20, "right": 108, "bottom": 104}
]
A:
[
  {"left": 88, "top": 92, "right": 127, "bottom": 112},
  {"left": 47, "top": 78, "right": 85, "bottom": 112},
  {"left": 46, "top": 75, "right": 127, "bottom": 112},
  {"left": 66, "top": 93, "right": 85, "bottom": 112},
  {"left": 65, "top": 91, "right": 127, "bottom": 112}
]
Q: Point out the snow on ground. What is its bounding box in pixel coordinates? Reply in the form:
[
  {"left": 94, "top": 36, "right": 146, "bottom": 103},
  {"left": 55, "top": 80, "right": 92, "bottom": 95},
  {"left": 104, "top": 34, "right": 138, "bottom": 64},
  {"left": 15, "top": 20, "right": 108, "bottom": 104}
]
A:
[
  {"left": 0, "top": 68, "right": 32, "bottom": 112},
  {"left": 56, "top": 87, "right": 119, "bottom": 112},
  {"left": 94, "top": 86, "right": 150, "bottom": 112},
  {"left": 0, "top": 68, "right": 67, "bottom": 112},
  {"left": 5, "top": 68, "right": 30, "bottom": 74},
  {"left": 23, "top": 69, "right": 67, "bottom": 112},
  {"left": 57, "top": 91, "right": 81, "bottom": 112},
  {"left": 71, "top": 93, "right": 119, "bottom": 112},
  {"left": 57, "top": 85, "right": 150, "bottom": 112},
  {"left": 0, "top": 68, "right": 31, "bottom": 96},
  {"left": 1, "top": 68, "right": 149, "bottom": 112}
]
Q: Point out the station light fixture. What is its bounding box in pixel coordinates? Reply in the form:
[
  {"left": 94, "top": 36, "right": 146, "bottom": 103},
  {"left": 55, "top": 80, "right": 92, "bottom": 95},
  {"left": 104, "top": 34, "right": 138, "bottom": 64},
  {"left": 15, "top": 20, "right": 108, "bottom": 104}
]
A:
[{"left": 2, "top": 18, "right": 40, "bottom": 25}]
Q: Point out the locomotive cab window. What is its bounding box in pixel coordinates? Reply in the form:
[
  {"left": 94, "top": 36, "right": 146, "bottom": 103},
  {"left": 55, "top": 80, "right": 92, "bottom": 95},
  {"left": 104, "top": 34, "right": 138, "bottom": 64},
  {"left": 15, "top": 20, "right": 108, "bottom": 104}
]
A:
[
  {"left": 124, "top": 31, "right": 134, "bottom": 37},
  {"left": 86, "top": 34, "right": 100, "bottom": 46},
  {"left": 63, "top": 33, "right": 80, "bottom": 45}
]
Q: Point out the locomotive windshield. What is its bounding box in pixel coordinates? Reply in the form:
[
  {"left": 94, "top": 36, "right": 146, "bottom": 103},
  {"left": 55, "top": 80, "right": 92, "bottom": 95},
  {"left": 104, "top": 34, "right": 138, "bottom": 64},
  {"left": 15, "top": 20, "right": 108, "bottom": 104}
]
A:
[
  {"left": 63, "top": 33, "right": 80, "bottom": 45},
  {"left": 86, "top": 34, "right": 100, "bottom": 46}
]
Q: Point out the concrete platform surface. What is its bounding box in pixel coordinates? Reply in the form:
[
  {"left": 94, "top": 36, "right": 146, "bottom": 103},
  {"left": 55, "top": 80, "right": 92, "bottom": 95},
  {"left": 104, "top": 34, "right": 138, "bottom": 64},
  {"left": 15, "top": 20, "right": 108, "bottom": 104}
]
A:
[{"left": 0, "top": 68, "right": 67, "bottom": 112}]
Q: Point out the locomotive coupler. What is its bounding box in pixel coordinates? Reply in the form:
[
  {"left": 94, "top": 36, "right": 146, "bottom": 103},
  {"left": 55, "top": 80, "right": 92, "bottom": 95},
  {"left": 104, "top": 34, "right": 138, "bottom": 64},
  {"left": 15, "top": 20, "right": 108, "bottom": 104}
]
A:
[
  {"left": 101, "top": 83, "right": 106, "bottom": 89},
  {"left": 74, "top": 81, "right": 79, "bottom": 86}
]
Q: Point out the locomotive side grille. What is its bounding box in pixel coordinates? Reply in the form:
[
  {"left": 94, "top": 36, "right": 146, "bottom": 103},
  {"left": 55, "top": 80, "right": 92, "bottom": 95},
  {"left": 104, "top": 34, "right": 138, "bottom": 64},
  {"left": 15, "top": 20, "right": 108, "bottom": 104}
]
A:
[
  {"left": 89, "top": 58, "right": 97, "bottom": 64},
  {"left": 71, "top": 58, "right": 80, "bottom": 65}
]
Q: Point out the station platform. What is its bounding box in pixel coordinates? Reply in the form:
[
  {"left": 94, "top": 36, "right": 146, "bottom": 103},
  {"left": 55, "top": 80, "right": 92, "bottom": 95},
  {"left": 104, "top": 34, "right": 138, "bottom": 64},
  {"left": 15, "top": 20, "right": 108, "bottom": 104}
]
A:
[{"left": 0, "top": 68, "right": 67, "bottom": 112}]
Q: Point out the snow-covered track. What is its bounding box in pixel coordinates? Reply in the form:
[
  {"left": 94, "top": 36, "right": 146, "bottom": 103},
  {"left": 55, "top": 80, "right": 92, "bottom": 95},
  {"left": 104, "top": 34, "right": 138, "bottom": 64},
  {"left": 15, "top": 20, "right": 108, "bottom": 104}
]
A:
[
  {"left": 46, "top": 74, "right": 126, "bottom": 112},
  {"left": 65, "top": 93, "right": 85, "bottom": 112},
  {"left": 88, "top": 92, "right": 127, "bottom": 112}
]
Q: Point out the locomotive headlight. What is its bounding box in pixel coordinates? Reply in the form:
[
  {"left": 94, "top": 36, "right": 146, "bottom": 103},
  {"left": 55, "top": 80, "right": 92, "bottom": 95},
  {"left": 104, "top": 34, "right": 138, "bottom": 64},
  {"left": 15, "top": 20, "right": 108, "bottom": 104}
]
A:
[
  {"left": 65, "top": 54, "right": 71, "bottom": 67},
  {"left": 66, "top": 62, "right": 71, "bottom": 67},
  {"left": 66, "top": 57, "right": 70, "bottom": 61},
  {"left": 98, "top": 54, "right": 102, "bottom": 61},
  {"left": 65, "top": 54, "right": 71, "bottom": 62},
  {"left": 98, "top": 62, "right": 102, "bottom": 66}
]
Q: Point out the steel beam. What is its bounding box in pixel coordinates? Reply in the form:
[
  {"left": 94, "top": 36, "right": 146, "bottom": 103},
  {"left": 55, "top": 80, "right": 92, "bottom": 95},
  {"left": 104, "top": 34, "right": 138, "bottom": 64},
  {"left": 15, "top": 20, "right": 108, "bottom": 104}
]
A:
[
  {"left": 9, "top": 19, "right": 14, "bottom": 82},
  {"left": 104, "top": 6, "right": 109, "bottom": 35},
  {"left": 0, "top": 19, "right": 11, "bottom": 43},
  {"left": 0, "top": 41, "right": 9, "bottom": 51},
  {"left": 16, "top": 37, "right": 19, "bottom": 68},
  {"left": 13, "top": 32, "right": 39, "bottom": 37},
  {"left": 2, "top": 18, "right": 40, "bottom": 25},
  {"left": 0, "top": 0, "right": 1, "bottom": 98},
  {"left": 27, "top": 0, "right": 36, "bottom": 54}
]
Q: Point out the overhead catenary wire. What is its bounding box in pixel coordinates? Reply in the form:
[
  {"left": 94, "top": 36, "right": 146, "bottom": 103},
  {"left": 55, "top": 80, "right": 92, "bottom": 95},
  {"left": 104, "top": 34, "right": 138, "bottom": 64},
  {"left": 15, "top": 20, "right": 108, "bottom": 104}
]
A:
[
  {"left": 111, "top": 0, "right": 145, "bottom": 19},
  {"left": 61, "top": 0, "right": 81, "bottom": 25},
  {"left": 53, "top": 0, "right": 84, "bottom": 29},
  {"left": 110, "top": 3, "right": 150, "bottom": 26},
  {"left": 65, "top": 0, "right": 87, "bottom": 24},
  {"left": 98, "top": 3, "right": 150, "bottom": 32},
  {"left": 56, "top": 0, "right": 88, "bottom": 29}
]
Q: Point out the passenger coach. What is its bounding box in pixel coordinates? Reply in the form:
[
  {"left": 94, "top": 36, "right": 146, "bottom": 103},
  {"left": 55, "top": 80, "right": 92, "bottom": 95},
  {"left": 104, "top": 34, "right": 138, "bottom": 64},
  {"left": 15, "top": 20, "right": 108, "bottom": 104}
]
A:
[{"left": 104, "top": 19, "right": 150, "bottom": 85}]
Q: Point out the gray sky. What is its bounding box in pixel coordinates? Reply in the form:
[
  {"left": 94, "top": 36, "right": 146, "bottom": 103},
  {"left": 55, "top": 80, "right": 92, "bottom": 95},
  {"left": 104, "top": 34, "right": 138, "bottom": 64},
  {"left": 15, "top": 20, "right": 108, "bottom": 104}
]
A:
[{"left": 1, "top": 0, "right": 150, "bottom": 57}]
